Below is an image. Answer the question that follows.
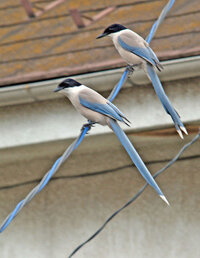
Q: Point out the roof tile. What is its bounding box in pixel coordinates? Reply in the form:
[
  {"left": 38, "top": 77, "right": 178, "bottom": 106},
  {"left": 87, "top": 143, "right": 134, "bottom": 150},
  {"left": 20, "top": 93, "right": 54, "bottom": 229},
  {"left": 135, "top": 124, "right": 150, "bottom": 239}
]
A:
[{"left": 0, "top": 0, "right": 200, "bottom": 85}]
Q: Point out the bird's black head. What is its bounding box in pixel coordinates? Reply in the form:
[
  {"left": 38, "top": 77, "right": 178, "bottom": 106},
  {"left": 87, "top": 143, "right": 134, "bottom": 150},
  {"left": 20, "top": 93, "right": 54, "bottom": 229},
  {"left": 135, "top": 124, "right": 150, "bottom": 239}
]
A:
[
  {"left": 96, "top": 24, "right": 127, "bottom": 39},
  {"left": 54, "top": 78, "right": 81, "bottom": 92}
]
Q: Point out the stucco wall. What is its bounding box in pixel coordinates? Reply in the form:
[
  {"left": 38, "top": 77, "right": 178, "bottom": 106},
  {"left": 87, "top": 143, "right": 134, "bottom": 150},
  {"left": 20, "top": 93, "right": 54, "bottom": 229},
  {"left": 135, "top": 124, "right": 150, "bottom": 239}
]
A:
[{"left": 0, "top": 133, "right": 199, "bottom": 258}]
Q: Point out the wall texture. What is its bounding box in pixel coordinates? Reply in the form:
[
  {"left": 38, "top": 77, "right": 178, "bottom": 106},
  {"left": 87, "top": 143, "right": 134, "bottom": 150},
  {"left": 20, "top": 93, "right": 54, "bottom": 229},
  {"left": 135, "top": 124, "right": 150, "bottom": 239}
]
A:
[{"left": 0, "top": 132, "right": 199, "bottom": 258}]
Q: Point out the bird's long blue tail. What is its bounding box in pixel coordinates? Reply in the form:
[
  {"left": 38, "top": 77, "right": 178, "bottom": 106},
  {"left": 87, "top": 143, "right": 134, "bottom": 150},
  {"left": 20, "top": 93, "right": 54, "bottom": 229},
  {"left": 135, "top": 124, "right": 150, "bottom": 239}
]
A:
[
  {"left": 146, "top": 64, "right": 187, "bottom": 138},
  {"left": 109, "top": 119, "right": 169, "bottom": 205}
]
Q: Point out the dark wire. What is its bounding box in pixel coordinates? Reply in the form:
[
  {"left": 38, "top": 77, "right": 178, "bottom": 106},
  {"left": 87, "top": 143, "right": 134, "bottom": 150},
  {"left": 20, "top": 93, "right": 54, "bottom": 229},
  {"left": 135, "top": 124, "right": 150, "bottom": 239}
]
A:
[{"left": 68, "top": 131, "right": 200, "bottom": 257}]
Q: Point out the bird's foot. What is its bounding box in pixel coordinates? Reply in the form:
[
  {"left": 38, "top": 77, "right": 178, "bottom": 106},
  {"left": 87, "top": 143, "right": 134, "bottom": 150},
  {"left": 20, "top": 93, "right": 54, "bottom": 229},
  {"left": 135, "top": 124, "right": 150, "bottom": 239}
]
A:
[
  {"left": 126, "top": 65, "right": 135, "bottom": 75},
  {"left": 81, "top": 121, "right": 95, "bottom": 132}
]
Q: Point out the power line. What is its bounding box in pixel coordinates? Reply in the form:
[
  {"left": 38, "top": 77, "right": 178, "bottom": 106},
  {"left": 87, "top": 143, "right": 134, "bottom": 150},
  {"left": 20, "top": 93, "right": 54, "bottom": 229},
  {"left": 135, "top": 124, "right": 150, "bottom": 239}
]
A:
[
  {"left": 0, "top": 153, "right": 199, "bottom": 191},
  {"left": 68, "top": 131, "right": 200, "bottom": 258}
]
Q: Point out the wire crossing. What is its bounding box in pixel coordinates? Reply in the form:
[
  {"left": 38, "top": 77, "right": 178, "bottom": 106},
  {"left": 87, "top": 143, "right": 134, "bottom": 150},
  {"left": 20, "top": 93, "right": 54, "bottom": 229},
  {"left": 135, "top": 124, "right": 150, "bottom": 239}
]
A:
[{"left": 68, "top": 131, "right": 200, "bottom": 258}]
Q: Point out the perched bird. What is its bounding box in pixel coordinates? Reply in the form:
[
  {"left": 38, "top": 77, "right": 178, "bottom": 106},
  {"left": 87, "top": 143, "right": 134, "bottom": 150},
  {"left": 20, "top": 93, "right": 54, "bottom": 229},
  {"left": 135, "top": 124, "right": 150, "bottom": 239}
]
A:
[
  {"left": 54, "top": 78, "right": 169, "bottom": 205},
  {"left": 97, "top": 24, "right": 187, "bottom": 139}
]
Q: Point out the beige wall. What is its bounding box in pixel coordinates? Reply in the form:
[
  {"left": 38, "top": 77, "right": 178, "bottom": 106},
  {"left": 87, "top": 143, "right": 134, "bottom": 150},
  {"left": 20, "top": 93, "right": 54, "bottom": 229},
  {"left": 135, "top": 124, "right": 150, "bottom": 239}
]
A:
[{"left": 0, "top": 133, "right": 199, "bottom": 258}]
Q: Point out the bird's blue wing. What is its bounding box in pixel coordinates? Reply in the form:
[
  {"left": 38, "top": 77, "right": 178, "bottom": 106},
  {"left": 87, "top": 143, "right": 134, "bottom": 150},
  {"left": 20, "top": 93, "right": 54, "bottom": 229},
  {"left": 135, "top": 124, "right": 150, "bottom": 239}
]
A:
[
  {"left": 79, "top": 97, "right": 124, "bottom": 122},
  {"left": 107, "top": 102, "right": 131, "bottom": 124},
  {"left": 107, "top": 102, "right": 126, "bottom": 119},
  {"left": 118, "top": 36, "right": 158, "bottom": 67}
]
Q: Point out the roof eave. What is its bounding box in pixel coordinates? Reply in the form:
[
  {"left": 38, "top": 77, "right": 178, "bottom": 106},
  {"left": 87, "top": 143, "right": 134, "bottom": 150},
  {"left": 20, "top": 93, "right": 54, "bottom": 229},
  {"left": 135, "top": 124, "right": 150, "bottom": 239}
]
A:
[{"left": 0, "top": 56, "right": 200, "bottom": 107}]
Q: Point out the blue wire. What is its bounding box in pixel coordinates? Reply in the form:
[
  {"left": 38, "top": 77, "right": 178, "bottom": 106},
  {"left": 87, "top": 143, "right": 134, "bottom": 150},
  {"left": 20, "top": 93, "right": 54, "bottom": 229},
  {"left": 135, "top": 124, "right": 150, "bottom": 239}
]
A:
[
  {"left": 0, "top": 201, "right": 24, "bottom": 233},
  {"left": 109, "top": 68, "right": 129, "bottom": 102},
  {"left": 146, "top": 0, "right": 175, "bottom": 43},
  {"left": 38, "top": 126, "right": 89, "bottom": 193},
  {"left": 74, "top": 126, "right": 89, "bottom": 149},
  {"left": 0, "top": 0, "right": 175, "bottom": 233},
  {"left": 39, "top": 126, "right": 89, "bottom": 193},
  {"left": 38, "top": 158, "right": 61, "bottom": 193},
  {"left": 38, "top": 126, "right": 89, "bottom": 194},
  {"left": 147, "top": 22, "right": 157, "bottom": 44},
  {"left": 0, "top": 127, "right": 89, "bottom": 233}
]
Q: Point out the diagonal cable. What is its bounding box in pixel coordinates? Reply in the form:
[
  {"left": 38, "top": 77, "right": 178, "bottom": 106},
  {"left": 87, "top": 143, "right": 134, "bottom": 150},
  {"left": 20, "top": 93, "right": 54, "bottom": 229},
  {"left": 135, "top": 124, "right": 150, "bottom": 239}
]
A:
[
  {"left": 146, "top": 0, "right": 175, "bottom": 43},
  {"left": 0, "top": 125, "right": 90, "bottom": 232},
  {"left": 68, "top": 131, "right": 200, "bottom": 258},
  {"left": 0, "top": 0, "right": 175, "bottom": 233}
]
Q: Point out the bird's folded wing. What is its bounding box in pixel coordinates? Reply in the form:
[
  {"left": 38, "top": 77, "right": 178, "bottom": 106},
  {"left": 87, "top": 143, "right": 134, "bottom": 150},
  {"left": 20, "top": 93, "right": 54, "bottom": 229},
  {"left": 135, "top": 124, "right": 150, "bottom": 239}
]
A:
[
  {"left": 118, "top": 35, "right": 159, "bottom": 67},
  {"left": 146, "top": 46, "right": 160, "bottom": 64},
  {"left": 79, "top": 96, "right": 124, "bottom": 122},
  {"left": 107, "top": 102, "right": 130, "bottom": 124}
]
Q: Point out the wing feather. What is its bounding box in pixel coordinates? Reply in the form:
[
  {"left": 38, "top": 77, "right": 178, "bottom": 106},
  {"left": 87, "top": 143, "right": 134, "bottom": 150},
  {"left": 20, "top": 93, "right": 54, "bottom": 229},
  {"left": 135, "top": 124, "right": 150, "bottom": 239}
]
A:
[
  {"left": 118, "top": 34, "right": 162, "bottom": 70},
  {"left": 79, "top": 97, "right": 124, "bottom": 122}
]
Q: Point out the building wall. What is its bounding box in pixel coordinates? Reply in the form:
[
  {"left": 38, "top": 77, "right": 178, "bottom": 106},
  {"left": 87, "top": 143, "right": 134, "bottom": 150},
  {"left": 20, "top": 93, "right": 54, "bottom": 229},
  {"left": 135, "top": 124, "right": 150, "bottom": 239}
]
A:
[{"left": 0, "top": 133, "right": 199, "bottom": 258}]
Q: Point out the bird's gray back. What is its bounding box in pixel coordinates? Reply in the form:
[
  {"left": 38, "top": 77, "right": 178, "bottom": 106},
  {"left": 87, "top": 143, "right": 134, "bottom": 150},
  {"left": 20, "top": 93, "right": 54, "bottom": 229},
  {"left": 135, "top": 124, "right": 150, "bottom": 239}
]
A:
[
  {"left": 79, "top": 87, "right": 107, "bottom": 105},
  {"left": 119, "top": 30, "right": 147, "bottom": 48},
  {"left": 112, "top": 30, "right": 146, "bottom": 66},
  {"left": 73, "top": 87, "right": 109, "bottom": 125}
]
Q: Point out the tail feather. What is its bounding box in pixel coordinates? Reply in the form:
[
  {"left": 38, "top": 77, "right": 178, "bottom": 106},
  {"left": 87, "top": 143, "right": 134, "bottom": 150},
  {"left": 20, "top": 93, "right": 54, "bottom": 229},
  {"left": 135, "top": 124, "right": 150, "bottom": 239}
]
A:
[
  {"left": 146, "top": 64, "right": 187, "bottom": 138},
  {"left": 109, "top": 119, "right": 169, "bottom": 204}
]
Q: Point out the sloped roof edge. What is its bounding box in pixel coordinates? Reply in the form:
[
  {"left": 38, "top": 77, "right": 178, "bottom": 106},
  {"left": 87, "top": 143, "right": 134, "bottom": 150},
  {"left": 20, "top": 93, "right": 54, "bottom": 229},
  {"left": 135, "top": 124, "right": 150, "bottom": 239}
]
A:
[
  {"left": 1, "top": 47, "right": 200, "bottom": 87},
  {"left": 0, "top": 55, "right": 200, "bottom": 107}
]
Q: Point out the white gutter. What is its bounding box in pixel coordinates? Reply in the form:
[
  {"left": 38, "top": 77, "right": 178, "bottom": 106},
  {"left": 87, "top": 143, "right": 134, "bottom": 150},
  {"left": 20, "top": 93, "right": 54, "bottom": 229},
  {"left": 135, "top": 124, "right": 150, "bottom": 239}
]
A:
[{"left": 0, "top": 56, "right": 200, "bottom": 107}]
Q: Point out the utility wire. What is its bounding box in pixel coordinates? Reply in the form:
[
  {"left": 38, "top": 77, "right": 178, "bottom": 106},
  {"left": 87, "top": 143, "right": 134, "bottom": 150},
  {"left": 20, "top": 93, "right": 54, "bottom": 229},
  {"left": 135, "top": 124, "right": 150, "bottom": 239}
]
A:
[
  {"left": 146, "top": 0, "right": 175, "bottom": 43},
  {"left": 0, "top": 125, "right": 90, "bottom": 232},
  {"left": 68, "top": 131, "right": 200, "bottom": 258},
  {"left": 0, "top": 0, "right": 176, "bottom": 233},
  {"left": 1, "top": 153, "right": 199, "bottom": 191}
]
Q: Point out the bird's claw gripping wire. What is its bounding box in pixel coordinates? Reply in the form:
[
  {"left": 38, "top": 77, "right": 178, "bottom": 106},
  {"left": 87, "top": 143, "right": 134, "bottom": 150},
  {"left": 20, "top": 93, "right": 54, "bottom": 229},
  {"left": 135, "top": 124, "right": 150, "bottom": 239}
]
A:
[
  {"left": 81, "top": 121, "right": 95, "bottom": 132},
  {"left": 127, "top": 65, "right": 135, "bottom": 75}
]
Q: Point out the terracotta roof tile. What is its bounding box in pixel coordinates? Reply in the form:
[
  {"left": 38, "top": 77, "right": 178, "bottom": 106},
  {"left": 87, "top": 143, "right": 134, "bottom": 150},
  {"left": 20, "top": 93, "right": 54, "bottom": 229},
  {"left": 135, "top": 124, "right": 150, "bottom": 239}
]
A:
[{"left": 0, "top": 0, "right": 200, "bottom": 85}]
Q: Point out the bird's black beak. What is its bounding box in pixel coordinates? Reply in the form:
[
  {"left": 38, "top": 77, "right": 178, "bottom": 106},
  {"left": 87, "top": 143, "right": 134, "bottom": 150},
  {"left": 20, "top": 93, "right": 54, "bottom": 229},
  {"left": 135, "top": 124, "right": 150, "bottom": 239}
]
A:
[
  {"left": 96, "top": 32, "right": 108, "bottom": 39},
  {"left": 53, "top": 86, "right": 64, "bottom": 92}
]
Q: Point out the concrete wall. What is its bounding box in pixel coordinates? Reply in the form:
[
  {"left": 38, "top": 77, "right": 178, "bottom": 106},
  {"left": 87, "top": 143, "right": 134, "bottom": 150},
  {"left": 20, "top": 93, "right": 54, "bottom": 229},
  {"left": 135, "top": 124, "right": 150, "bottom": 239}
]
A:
[{"left": 0, "top": 133, "right": 199, "bottom": 258}]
